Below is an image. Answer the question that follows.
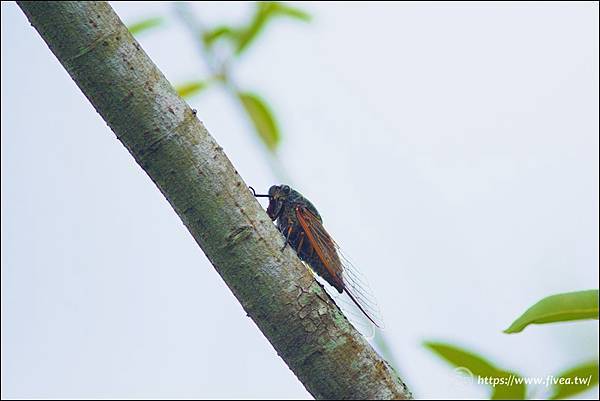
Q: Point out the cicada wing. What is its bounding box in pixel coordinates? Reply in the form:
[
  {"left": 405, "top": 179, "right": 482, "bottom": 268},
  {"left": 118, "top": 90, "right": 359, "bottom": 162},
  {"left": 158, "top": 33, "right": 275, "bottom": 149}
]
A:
[{"left": 294, "top": 206, "right": 384, "bottom": 333}]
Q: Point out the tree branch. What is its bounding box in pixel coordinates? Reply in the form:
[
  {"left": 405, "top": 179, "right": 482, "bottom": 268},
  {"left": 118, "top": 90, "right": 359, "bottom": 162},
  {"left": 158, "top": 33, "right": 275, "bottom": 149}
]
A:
[{"left": 17, "top": 2, "right": 412, "bottom": 399}]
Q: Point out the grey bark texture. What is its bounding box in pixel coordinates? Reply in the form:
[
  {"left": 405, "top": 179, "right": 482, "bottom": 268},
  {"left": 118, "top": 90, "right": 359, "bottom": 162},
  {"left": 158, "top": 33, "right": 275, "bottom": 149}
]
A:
[{"left": 17, "top": 2, "right": 412, "bottom": 399}]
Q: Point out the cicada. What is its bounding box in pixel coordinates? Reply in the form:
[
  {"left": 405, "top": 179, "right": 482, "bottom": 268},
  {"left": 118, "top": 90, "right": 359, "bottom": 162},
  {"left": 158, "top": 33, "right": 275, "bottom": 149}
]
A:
[{"left": 251, "top": 184, "right": 383, "bottom": 332}]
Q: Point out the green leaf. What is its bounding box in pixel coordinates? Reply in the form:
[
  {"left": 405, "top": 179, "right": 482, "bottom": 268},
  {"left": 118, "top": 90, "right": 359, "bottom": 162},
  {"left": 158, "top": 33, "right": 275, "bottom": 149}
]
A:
[
  {"left": 424, "top": 341, "right": 526, "bottom": 400},
  {"left": 504, "top": 289, "right": 599, "bottom": 334},
  {"left": 271, "top": 3, "right": 311, "bottom": 21},
  {"left": 549, "top": 360, "right": 599, "bottom": 399},
  {"left": 127, "top": 17, "right": 164, "bottom": 35},
  {"left": 175, "top": 81, "right": 209, "bottom": 99},
  {"left": 235, "top": 6, "right": 269, "bottom": 55},
  {"left": 203, "top": 25, "right": 238, "bottom": 48},
  {"left": 235, "top": 2, "right": 310, "bottom": 55},
  {"left": 424, "top": 341, "right": 499, "bottom": 378},
  {"left": 238, "top": 92, "right": 281, "bottom": 151}
]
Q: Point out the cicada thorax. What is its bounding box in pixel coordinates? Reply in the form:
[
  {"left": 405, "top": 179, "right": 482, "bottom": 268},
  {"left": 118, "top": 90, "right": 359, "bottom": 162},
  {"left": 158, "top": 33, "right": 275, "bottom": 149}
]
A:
[{"left": 275, "top": 192, "right": 345, "bottom": 294}]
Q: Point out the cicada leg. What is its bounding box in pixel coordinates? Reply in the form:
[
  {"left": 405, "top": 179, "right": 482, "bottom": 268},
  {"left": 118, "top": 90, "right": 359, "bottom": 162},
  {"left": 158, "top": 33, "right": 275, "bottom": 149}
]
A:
[
  {"left": 296, "top": 231, "right": 305, "bottom": 255},
  {"left": 281, "top": 225, "right": 293, "bottom": 252}
]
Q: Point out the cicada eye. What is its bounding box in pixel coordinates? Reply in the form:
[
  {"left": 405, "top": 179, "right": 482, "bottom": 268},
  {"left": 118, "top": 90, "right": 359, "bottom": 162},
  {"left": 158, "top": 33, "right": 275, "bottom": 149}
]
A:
[
  {"left": 268, "top": 185, "right": 279, "bottom": 198},
  {"left": 281, "top": 185, "right": 291, "bottom": 195}
]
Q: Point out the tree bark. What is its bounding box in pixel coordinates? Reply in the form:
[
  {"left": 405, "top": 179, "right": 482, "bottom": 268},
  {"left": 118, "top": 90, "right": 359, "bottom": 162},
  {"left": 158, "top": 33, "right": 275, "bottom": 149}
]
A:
[{"left": 17, "top": 2, "right": 412, "bottom": 399}]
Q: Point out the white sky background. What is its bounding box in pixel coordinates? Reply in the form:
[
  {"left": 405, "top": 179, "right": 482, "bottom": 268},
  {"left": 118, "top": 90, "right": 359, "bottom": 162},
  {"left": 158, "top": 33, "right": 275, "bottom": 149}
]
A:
[{"left": 1, "top": 1, "right": 598, "bottom": 399}]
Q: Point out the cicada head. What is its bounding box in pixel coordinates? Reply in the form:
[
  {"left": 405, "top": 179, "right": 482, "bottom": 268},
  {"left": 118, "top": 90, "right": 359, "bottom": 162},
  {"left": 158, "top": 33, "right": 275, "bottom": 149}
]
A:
[{"left": 266, "top": 184, "right": 292, "bottom": 221}]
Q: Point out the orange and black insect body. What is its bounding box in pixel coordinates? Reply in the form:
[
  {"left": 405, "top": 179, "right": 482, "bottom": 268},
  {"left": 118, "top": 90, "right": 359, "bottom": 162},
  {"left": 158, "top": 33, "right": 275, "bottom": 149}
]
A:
[{"left": 251, "top": 184, "right": 382, "bottom": 328}]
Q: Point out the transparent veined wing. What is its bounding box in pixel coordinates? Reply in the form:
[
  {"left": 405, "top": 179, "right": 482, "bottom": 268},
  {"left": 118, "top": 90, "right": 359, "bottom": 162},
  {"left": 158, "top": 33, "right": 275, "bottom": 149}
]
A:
[{"left": 295, "top": 205, "right": 384, "bottom": 337}]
